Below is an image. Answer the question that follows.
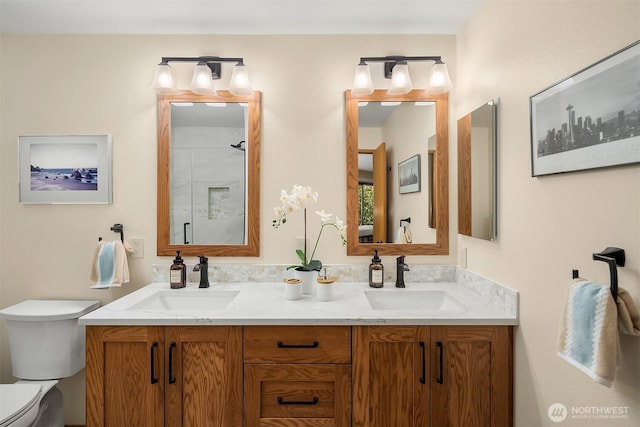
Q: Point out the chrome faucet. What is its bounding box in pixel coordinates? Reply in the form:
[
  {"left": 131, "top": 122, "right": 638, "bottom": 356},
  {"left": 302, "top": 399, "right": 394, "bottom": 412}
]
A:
[
  {"left": 193, "top": 256, "right": 209, "bottom": 288},
  {"left": 395, "top": 256, "right": 409, "bottom": 288}
]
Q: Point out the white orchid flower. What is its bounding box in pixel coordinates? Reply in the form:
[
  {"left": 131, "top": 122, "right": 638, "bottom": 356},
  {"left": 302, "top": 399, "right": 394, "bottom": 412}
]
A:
[{"left": 316, "top": 210, "right": 333, "bottom": 223}]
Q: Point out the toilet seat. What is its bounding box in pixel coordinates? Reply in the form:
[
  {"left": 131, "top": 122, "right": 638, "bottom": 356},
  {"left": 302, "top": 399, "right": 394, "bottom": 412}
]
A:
[{"left": 0, "top": 383, "right": 42, "bottom": 427}]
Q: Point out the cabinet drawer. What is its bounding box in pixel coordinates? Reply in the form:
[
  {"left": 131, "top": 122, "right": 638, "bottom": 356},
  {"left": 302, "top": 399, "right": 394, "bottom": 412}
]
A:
[
  {"left": 245, "top": 364, "right": 351, "bottom": 426},
  {"left": 244, "top": 326, "right": 351, "bottom": 363}
]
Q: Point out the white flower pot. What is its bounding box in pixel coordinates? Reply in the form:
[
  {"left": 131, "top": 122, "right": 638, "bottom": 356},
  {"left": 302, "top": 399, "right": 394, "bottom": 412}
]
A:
[{"left": 294, "top": 270, "right": 318, "bottom": 294}]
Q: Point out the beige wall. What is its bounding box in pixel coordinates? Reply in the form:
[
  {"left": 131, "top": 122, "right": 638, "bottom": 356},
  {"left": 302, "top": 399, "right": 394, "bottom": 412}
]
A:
[
  {"left": 457, "top": 1, "right": 639, "bottom": 426},
  {"left": 1, "top": 1, "right": 639, "bottom": 424},
  {"left": 0, "top": 34, "right": 456, "bottom": 423}
]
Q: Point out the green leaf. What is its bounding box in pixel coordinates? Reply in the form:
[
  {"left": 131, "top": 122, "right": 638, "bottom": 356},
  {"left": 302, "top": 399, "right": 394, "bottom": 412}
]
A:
[
  {"left": 307, "top": 260, "right": 322, "bottom": 271},
  {"left": 295, "top": 249, "right": 307, "bottom": 264}
]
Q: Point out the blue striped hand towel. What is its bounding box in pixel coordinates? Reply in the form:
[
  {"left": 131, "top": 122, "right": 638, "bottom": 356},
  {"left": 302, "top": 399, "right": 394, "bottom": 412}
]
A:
[
  {"left": 89, "top": 240, "right": 132, "bottom": 288},
  {"left": 557, "top": 279, "right": 619, "bottom": 387}
]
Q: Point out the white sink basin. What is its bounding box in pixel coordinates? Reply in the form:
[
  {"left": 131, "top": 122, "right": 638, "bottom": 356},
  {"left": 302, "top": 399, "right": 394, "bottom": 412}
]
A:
[
  {"left": 365, "top": 290, "right": 468, "bottom": 314},
  {"left": 127, "top": 290, "right": 239, "bottom": 313}
]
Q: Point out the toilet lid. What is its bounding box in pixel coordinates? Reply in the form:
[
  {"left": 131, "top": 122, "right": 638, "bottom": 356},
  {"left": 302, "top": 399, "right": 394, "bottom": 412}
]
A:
[
  {"left": 0, "top": 384, "right": 42, "bottom": 426},
  {"left": 0, "top": 300, "right": 100, "bottom": 321}
]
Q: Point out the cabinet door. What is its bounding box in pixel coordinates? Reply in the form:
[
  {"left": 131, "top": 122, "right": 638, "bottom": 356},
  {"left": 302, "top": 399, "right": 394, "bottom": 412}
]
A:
[
  {"left": 86, "top": 326, "right": 164, "bottom": 427},
  {"left": 164, "top": 326, "right": 242, "bottom": 427},
  {"left": 431, "top": 326, "right": 513, "bottom": 427},
  {"left": 353, "top": 326, "right": 430, "bottom": 427}
]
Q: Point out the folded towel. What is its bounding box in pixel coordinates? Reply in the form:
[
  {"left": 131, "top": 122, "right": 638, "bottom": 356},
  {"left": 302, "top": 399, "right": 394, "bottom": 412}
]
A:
[
  {"left": 90, "top": 240, "right": 133, "bottom": 289},
  {"left": 394, "top": 225, "right": 413, "bottom": 244},
  {"left": 617, "top": 288, "right": 640, "bottom": 336},
  {"left": 557, "top": 279, "right": 619, "bottom": 387}
]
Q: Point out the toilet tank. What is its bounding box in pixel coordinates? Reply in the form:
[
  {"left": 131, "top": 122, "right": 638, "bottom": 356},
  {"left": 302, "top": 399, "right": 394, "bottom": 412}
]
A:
[{"left": 0, "top": 300, "right": 100, "bottom": 380}]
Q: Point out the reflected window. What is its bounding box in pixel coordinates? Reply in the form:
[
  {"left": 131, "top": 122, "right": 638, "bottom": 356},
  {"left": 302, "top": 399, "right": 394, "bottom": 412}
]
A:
[{"left": 358, "top": 183, "right": 374, "bottom": 243}]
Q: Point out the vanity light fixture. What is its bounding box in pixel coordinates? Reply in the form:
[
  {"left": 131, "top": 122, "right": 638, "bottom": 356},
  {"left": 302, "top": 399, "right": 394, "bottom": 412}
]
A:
[
  {"left": 352, "top": 55, "right": 453, "bottom": 96},
  {"left": 152, "top": 56, "right": 253, "bottom": 96}
]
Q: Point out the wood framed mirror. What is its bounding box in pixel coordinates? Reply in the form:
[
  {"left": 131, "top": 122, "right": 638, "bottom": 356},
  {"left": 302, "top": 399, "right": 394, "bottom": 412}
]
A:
[
  {"left": 458, "top": 99, "right": 498, "bottom": 241},
  {"left": 157, "top": 90, "right": 261, "bottom": 256},
  {"left": 346, "top": 89, "right": 449, "bottom": 256}
]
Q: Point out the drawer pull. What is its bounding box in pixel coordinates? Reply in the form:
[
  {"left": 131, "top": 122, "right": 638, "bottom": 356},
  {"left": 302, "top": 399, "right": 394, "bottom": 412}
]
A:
[
  {"left": 419, "top": 341, "right": 426, "bottom": 384},
  {"left": 277, "top": 340, "right": 319, "bottom": 349},
  {"left": 436, "top": 341, "right": 444, "bottom": 384},
  {"left": 277, "top": 396, "right": 319, "bottom": 405},
  {"left": 168, "top": 342, "right": 177, "bottom": 384},
  {"left": 150, "top": 342, "right": 159, "bottom": 385}
]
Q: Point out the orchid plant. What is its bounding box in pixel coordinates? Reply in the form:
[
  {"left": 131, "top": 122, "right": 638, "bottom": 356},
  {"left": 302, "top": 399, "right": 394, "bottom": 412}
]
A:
[{"left": 273, "top": 185, "right": 347, "bottom": 271}]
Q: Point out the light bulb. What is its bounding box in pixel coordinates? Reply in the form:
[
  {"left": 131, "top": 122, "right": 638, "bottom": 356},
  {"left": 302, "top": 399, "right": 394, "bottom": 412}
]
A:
[
  {"left": 387, "top": 63, "right": 412, "bottom": 95},
  {"left": 151, "top": 63, "right": 177, "bottom": 95},
  {"left": 352, "top": 63, "right": 374, "bottom": 95},
  {"left": 190, "top": 62, "right": 216, "bottom": 95},
  {"left": 229, "top": 63, "right": 252, "bottom": 96},
  {"left": 427, "top": 62, "right": 453, "bottom": 94}
]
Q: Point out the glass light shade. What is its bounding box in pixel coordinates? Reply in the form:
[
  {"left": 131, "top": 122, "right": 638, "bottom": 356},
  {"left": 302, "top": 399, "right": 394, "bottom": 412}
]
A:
[
  {"left": 427, "top": 62, "right": 453, "bottom": 94},
  {"left": 151, "top": 63, "right": 177, "bottom": 95},
  {"left": 352, "top": 63, "right": 374, "bottom": 95},
  {"left": 190, "top": 63, "right": 216, "bottom": 95},
  {"left": 228, "top": 64, "right": 252, "bottom": 96},
  {"left": 387, "top": 63, "right": 412, "bottom": 95}
]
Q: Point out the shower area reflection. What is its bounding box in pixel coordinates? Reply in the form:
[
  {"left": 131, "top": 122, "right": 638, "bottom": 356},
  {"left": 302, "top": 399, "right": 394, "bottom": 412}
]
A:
[{"left": 170, "top": 102, "right": 248, "bottom": 245}]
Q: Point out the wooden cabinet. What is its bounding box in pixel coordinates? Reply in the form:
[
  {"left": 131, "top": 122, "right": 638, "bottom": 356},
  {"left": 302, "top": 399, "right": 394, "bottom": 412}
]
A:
[
  {"left": 87, "top": 324, "right": 511, "bottom": 427},
  {"left": 353, "top": 325, "right": 513, "bottom": 427},
  {"left": 86, "top": 325, "right": 242, "bottom": 427},
  {"left": 86, "top": 326, "right": 164, "bottom": 427},
  {"left": 353, "top": 326, "right": 431, "bottom": 427},
  {"left": 430, "top": 326, "right": 513, "bottom": 427},
  {"left": 243, "top": 326, "right": 352, "bottom": 426}
]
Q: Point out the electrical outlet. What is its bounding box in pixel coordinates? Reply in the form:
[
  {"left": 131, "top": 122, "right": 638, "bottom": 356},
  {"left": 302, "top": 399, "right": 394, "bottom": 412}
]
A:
[
  {"left": 459, "top": 247, "right": 467, "bottom": 268},
  {"left": 131, "top": 238, "right": 144, "bottom": 258},
  {"left": 295, "top": 237, "right": 307, "bottom": 253}
]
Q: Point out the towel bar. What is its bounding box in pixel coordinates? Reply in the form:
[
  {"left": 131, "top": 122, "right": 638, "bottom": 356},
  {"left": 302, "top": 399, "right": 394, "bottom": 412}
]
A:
[{"left": 572, "top": 247, "right": 625, "bottom": 303}]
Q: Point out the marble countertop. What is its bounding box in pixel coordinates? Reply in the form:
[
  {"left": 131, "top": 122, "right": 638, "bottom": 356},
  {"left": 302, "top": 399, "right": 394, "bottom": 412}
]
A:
[{"left": 79, "top": 281, "right": 518, "bottom": 326}]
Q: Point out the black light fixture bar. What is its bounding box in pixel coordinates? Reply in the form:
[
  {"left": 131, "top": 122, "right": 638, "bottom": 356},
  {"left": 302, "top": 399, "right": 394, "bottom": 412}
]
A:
[
  {"left": 159, "top": 56, "right": 245, "bottom": 80},
  {"left": 359, "top": 55, "right": 443, "bottom": 78}
]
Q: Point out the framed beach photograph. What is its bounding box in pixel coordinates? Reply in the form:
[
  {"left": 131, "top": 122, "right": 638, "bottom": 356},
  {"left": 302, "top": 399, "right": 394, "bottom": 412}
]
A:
[
  {"left": 398, "top": 154, "right": 421, "bottom": 194},
  {"left": 530, "top": 40, "right": 640, "bottom": 176},
  {"left": 18, "top": 135, "right": 112, "bottom": 204}
]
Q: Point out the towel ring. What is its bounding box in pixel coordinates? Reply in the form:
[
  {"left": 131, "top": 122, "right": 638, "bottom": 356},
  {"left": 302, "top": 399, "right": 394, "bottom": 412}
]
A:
[
  {"left": 572, "top": 247, "right": 625, "bottom": 303},
  {"left": 99, "top": 223, "right": 124, "bottom": 242}
]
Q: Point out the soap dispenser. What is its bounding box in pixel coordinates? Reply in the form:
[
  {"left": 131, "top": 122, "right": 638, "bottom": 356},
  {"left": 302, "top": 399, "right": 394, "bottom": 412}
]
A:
[
  {"left": 170, "top": 250, "right": 187, "bottom": 289},
  {"left": 369, "top": 250, "right": 384, "bottom": 288}
]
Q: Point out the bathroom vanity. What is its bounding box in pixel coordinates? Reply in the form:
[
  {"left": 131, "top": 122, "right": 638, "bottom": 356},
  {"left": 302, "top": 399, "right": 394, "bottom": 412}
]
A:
[{"left": 80, "top": 281, "right": 517, "bottom": 427}]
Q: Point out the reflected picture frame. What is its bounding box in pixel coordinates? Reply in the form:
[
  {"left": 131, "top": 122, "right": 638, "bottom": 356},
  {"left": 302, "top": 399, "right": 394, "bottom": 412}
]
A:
[
  {"left": 18, "top": 134, "right": 113, "bottom": 204},
  {"left": 398, "top": 154, "right": 421, "bottom": 194},
  {"left": 529, "top": 41, "right": 640, "bottom": 176}
]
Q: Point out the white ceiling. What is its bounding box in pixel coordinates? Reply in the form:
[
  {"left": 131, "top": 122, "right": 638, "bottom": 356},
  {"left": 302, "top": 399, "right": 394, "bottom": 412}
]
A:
[{"left": 0, "top": 0, "right": 482, "bottom": 34}]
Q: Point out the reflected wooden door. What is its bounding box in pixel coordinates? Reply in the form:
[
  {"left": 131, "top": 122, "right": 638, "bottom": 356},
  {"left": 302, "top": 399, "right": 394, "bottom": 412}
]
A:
[{"left": 372, "top": 143, "right": 387, "bottom": 243}]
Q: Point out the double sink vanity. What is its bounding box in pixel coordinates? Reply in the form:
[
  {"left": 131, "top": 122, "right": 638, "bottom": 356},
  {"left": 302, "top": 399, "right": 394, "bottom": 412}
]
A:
[
  {"left": 81, "top": 85, "right": 512, "bottom": 426},
  {"left": 80, "top": 276, "right": 517, "bottom": 426}
]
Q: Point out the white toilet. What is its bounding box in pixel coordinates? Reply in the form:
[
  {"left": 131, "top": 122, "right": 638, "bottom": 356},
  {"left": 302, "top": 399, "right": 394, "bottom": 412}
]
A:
[{"left": 0, "top": 300, "right": 99, "bottom": 427}]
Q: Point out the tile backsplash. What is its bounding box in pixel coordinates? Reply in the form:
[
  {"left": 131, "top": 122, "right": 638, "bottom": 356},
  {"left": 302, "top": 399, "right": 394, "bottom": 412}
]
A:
[{"left": 152, "top": 263, "right": 457, "bottom": 284}]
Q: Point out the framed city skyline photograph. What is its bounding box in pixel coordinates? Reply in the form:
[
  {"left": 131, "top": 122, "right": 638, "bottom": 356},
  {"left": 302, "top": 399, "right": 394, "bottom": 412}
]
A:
[
  {"left": 19, "top": 134, "right": 112, "bottom": 203},
  {"left": 530, "top": 40, "right": 640, "bottom": 176},
  {"left": 398, "top": 154, "right": 421, "bottom": 194}
]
